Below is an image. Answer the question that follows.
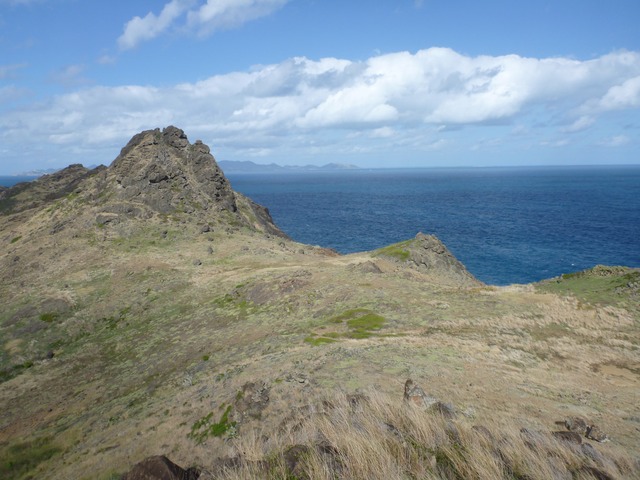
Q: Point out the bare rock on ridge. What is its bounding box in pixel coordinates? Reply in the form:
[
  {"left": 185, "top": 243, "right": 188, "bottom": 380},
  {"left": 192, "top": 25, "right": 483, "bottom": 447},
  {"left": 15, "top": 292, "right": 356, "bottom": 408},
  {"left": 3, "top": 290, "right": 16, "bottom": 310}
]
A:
[
  {"left": 0, "top": 126, "right": 287, "bottom": 237},
  {"left": 376, "top": 232, "right": 481, "bottom": 287},
  {"left": 409, "top": 233, "right": 479, "bottom": 285},
  {"left": 103, "top": 126, "right": 286, "bottom": 236},
  {"left": 108, "top": 126, "right": 237, "bottom": 216}
]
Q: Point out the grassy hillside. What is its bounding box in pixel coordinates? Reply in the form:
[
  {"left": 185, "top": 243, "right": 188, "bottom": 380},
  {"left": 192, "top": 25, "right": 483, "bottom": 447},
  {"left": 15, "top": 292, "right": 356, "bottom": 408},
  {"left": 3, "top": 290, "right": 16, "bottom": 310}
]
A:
[
  {"left": 1, "top": 220, "right": 638, "bottom": 479},
  {"left": 1, "top": 129, "right": 638, "bottom": 478}
]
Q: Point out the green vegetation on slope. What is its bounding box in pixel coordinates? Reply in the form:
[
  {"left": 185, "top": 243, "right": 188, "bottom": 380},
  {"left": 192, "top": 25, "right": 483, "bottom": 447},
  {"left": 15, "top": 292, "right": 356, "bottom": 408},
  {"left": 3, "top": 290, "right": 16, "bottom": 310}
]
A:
[
  {"left": 373, "top": 240, "right": 411, "bottom": 261},
  {"left": 0, "top": 436, "right": 63, "bottom": 480},
  {"left": 306, "top": 309, "right": 387, "bottom": 345},
  {"left": 537, "top": 265, "right": 639, "bottom": 309},
  {"left": 188, "top": 405, "right": 237, "bottom": 444}
]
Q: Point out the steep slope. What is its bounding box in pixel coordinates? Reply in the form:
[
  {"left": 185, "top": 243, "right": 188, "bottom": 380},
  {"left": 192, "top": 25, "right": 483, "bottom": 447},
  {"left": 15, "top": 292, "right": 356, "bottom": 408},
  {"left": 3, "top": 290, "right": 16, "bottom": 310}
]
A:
[
  {"left": 0, "top": 163, "right": 104, "bottom": 215},
  {"left": 0, "top": 128, "right": 638, "bottom": 479}
]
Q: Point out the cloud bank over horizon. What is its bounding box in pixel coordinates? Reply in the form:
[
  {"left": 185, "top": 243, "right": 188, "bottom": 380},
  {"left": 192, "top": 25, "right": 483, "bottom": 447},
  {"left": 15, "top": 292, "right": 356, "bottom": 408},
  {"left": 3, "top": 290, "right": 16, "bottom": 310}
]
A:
[{"left": 1, "top": 47, "right": 639, "bottom": 172}]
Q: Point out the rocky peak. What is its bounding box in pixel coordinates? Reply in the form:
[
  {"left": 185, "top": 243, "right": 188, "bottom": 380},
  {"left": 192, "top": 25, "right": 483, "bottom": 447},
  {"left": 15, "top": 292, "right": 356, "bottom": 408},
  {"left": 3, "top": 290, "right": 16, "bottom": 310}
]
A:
[
  {"left": 90, "top": 126, "right": 284, "bottom": 236},
  {"left": 107, "top": 126, "right": 237, "bottom": 216},
  {"left": 1, "top": 126, "right": 287, "bottom": 237}
]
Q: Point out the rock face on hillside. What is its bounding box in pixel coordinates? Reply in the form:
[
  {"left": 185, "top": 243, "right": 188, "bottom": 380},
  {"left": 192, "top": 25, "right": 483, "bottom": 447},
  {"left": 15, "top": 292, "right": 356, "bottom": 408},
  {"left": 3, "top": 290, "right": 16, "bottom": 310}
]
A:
[
  {"left": 0, "top": 126, "right": 287, "bottom": 237},
  {"left": 409, "top": 233, "right": 479, "bottom": 286},
  {"left": 107, "top": 127, "right": 237, "bottom": 216},
  {"left": 376, "top": 233, "right": 481, "bottom": 287}
]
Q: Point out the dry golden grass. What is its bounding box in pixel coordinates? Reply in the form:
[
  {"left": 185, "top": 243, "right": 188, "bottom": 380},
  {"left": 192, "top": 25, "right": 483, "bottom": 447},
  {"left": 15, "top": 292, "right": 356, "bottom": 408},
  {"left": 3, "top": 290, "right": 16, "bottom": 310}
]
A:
[
  {"left": 205, "top": 390, "right": 638, "bottom": 480},
  {"left": 1, "top": 201, "right": 638, "bottom": 478}
]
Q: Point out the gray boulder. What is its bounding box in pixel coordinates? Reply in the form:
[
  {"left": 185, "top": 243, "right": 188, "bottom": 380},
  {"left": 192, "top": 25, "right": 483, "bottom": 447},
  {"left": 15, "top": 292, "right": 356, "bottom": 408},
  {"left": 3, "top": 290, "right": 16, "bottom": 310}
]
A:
[{"left": 122, "top": 455, "right": 199, "bottom": 480}]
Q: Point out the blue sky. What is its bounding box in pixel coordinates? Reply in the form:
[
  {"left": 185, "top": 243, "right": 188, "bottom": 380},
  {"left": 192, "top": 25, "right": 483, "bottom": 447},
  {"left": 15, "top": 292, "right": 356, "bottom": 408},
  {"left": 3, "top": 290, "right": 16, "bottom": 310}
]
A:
[{"left": 1, "top": 0, "right": 639, "bottom": 173}]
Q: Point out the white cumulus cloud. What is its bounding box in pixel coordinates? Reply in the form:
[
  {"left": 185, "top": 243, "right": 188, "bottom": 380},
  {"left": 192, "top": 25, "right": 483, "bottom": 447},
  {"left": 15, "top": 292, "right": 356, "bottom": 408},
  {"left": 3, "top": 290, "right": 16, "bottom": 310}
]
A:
[
  {"left": 48, "top": 64, "right": 89, "bottom": 87},
  {"left": 1, "top": 48, "right": 639, "bottom": 171},
  {"left": 187, "top": 0, "right": 289, "bottom": 36},
  {"left": 598, "top": 76, "right": 640, "bottom": 111},
  {"left": 118, "top": 0, "right": 290, "bottom": 50},
  {"left": 118, "top": 0, "right": 193, "bottom": 50}
]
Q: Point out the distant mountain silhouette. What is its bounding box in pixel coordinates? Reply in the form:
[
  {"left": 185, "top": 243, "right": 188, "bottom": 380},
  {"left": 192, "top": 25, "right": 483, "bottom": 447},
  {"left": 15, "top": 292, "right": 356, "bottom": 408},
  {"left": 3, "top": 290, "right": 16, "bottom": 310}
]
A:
[{"left": 218, "top": 160, "right": 359, "bottom": 173}]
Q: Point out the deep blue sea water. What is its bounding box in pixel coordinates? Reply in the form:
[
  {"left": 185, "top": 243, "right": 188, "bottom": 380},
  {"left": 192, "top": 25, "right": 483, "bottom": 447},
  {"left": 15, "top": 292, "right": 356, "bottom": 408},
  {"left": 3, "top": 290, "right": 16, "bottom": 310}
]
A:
[
  {"left": 0, "top": 176, "right": 39, "bottom": 187},
  {"left": 227, "top": 166, "right": 640, "bottom": 285},
  {"left": 3, "top": 168, "right": 639, "bottom": 285}
]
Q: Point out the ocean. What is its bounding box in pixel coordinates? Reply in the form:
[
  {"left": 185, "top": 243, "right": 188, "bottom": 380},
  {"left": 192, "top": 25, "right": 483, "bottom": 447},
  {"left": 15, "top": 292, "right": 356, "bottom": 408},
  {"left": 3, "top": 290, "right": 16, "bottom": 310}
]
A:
[
  {"left": 227, "top": 165, "right": 640, "bottom": 285},
  {"left": 0, "top": 176, "right": 39, "bottom": 187},
  {"left": 2, "top": 167, "right": 639, "bottom": 285}
]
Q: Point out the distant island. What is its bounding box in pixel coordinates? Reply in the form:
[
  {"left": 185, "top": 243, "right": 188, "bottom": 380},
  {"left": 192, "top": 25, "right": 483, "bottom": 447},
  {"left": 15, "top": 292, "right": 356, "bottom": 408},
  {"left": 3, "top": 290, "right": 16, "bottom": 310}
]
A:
[
  {"left": 11, "top": 165, "right": 104, "bottom": 177},
  {"left": 218, "top": 160, "right": 359, "bottom": 173},
  {"left": 11, "top": 168, "right": 60, "bottom": 177}
]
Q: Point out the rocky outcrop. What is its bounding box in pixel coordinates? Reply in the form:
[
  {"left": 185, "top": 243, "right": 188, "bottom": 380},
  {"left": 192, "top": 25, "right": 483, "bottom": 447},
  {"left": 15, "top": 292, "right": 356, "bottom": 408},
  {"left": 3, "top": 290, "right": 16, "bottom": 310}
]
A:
[
  {"left": 403, "top": 378, "right": 437, "bottom": 409},
  {"left": 555, "top": 416, "right": 609, "bottom": 442},
  {"left": 99, "top": 126, "right": 286, "bottom": 236},
  {"left": 408, "top": 233, "right": 479, "bottom": 286},
  {"left": 233, "top": 381, "right": 271, "bottom": 421},
  {"left": 107, "top": 127, "right": 237, "bottom": 216},
  {"left": 376, "top": 233, "right": 480, "bottom": 286},
  {"left": 403, "top": 379, "right": 457, "bottom": 418},
  {"left": 122, "top": 455, "right": 200, "bottom": 480},
  {"left": 0, "top": 126, "right": 287, "bottom": 237}
]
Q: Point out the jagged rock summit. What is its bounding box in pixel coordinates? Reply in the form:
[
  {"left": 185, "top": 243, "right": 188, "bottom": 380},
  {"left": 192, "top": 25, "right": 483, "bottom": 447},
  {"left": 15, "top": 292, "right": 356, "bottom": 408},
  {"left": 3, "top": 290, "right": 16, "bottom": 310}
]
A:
[
  {"left": 107, "top": 126, "right": 237, "bottom": 217},
  {"left": 1, "top": 126, "right": 286, "bottom": 237},
  {"left": 99, "top": 126, "right": 286, "bottom": 236}
]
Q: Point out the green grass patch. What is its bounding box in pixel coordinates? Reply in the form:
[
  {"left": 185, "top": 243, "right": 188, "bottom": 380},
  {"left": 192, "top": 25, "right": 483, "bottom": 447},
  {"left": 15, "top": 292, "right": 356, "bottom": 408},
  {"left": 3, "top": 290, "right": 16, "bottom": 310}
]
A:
[
  {"left": 328, "top": 308, "right": 373, "bottom": 324},
  {"left": 39, "top": 312, "right": 58, "bottom": 323},
  {"left": 345, "top": 330, "right": 373, "bottom": 339},
  {"left": 537, "top": 266, "right": 639, "bottom": 309},
  {"left": 304, "top": 336, "right": 338, "bottom": 346},
  {"left": 0, "top": 360, "right": 34, "bottom": 384},
  {"left": 0, "top": 436, "right": 62, "bottom": 479},
  {"left": 99, "top": 306, "right": 132, "bottom": 331},
  {"left": 323, "top": 332, "right": 341, "bottom": 338},
  {"left": 10, "top": 236, "right": 22, "bottom": 244},
  {"left": 306, "top": 309, "right": 387, "bottom": 345},
  {"left": 374, "top": 240, "right": 412, "bottom": 261},
  {"left": 213, "top": 294, "right": 237, "bottom": 307},
  {"left": 188, "top": 405, "right": 237, "bottom": 443},
  {"left": 528, "top": 322, "right": 571, "bottom": 342},
  {"left": 346, "top": 312, "right": 385, "bottom": 331}
]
